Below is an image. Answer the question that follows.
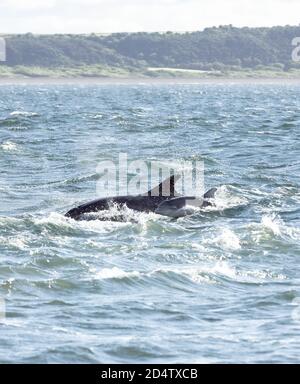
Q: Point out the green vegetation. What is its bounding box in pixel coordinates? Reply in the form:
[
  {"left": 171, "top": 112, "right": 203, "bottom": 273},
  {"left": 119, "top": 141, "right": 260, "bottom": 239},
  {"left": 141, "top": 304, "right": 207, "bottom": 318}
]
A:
[
  {"left": 1, "top": 25, "right": 300, "bottom": 78},
  {"left": 0, "top": 64, "right": 136, "bottom": 78}
]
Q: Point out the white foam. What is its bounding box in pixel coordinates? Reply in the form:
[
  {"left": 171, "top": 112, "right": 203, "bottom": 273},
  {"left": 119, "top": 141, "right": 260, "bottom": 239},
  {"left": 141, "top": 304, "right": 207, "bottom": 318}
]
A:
[
  {"left": 34, "top": 212, "right": 71, "bottom": 227},
  {"left": 208, "top": 261, "right": 237, "bottom": 279},
  {"left": 82, "top": 204, "right": 158, "bottom": 229},
  {"left": 214, "top": 228, "right": 241, "bottom": 250},
  {"left": 207, "top": 261, "right": 286, "bottom": 283},
  {"left": 92, "top": 267, "right": 140, "bottom": 280},
  {"left": 208, "top": 185, "right": 247, "bottom": 211},
  {"left": 0, "top": 235, "right": 28, "bottom": 250},
  {"left": 285, "top": 226, "right": 300, "bottom": 241},
  {"left": 156, "top": 261, "right": 286, "bottom": 284},
  {"left": 34, "top": 212, "right": 122, "bottom": 235},
  {"left": 1, "top": 141, "right": 18, "bottom": 151},
  {"left": 89, "top": 260, "right": 286, "bottom": 286},
  {"left": 149, "top": 262, "right": 236, "bottom": 283},
  {"left": 261, "top": 214, "right": 282, "bottom": 236},
  {"left": 247, "top": 213, "right": 299, "bottom": 244},
  {"left": 261, "top": 215, "right": 300, "bottom": 241},
  {"left": 245, "top": 269, "right": 286, "bottom": 281},
  {"left": 178, "top": 268, "right": 215, "bottom": 284},
  {"left": 10, "top": 111, "right": 38, "bottom": 117}
]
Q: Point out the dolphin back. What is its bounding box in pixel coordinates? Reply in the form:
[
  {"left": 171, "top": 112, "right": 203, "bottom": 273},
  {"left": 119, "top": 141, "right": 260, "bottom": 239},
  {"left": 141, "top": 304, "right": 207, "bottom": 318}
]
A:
[{"left": 155, "top": 187, "right": 218, "bottom": 218}]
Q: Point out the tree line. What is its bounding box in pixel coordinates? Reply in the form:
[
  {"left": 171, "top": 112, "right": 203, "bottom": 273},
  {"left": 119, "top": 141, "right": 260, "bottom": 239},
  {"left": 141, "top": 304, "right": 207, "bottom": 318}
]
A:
[{"left": 2, "top": 25, "right": 300, "bottom": 70}]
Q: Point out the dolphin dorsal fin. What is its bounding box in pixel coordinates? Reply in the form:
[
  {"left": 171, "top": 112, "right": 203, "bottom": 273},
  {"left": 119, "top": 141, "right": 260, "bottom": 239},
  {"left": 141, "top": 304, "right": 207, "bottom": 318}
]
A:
[
  {"left": 143, "top": 174, "right": 181, "bottom": 197},
  {"left": 203, "top": 187, "right": 217, "bottom": 199}
]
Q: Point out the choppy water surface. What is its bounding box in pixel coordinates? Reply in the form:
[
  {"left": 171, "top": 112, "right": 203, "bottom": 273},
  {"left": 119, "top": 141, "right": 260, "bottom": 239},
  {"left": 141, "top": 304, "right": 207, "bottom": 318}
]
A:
[{"left": 0, "top": 83, "right": 300, "bottom": 363}]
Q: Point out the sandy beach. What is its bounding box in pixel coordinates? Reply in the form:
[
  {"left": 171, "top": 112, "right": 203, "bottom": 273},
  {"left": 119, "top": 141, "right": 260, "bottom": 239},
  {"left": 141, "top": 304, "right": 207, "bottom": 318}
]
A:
[{"left": 1, "top": 76, "right": 300, "bottom": 86}]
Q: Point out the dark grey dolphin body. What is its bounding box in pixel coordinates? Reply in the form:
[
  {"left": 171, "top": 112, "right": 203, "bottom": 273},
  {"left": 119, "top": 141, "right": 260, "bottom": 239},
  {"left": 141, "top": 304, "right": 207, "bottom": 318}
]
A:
[
  {"left": 65, "top": 176, "right": 216, "bottom": 221},
  {"left": 65, "top": 175, "right": 180, "bottom": 220},
  {"left": 155, "top": 188, "right": 217, "bottom": 218}
]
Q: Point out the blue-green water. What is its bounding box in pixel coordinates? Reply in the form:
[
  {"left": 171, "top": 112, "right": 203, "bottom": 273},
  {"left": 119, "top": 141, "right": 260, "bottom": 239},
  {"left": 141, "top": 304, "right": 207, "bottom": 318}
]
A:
[{"left": 0, "top": 83, "right": 300, "bottom": 363}]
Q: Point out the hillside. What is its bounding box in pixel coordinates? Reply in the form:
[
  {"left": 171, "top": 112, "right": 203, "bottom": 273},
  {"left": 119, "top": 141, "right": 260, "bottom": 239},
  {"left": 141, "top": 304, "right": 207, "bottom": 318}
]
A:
[{"left": 1, "top": 25, "right": 300, "bottom": 78}]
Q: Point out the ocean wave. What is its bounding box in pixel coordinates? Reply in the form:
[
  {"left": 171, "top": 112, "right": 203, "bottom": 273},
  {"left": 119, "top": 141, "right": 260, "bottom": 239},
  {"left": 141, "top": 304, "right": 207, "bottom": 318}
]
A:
[
  {"left": 81, "top": 204, "right": 160, "bottom": 228},
  {"left": 0, "top": 235, "right": 28, "bottom": 251},
  {"left": 0, "top": 216, "right": 26, "bottom": 232},
  {"left": 9, "top": 111, "right": 39, "bottom": 117},
  {"left": 41, "top": 172, "right": 102, "bottom": 187},
  {"left": 204, "top": 228, "right": 241, "bottom": 251},
  {"left": 34, "top": 212, "right": 74, "bottom": 228},
  {"left": 261, "top": 214, "right": 282, "bottom": 236},
  {"left": 92, "top": 114, "right": 103, "bottom": 119},
  {"left": 1, "top": 83, "right": 300, "bottom": 364},
  {"left": 89, "top": 261, "right": 286, "bottom": 287},
  {"left": 208, "top": 185, "right": 248, "bottom": 212},
  {"left": 33, "top": 212, "right": 132, "bottom": 235},
  {"left": 180, "top": 262, "right": 286, "bottom": 284},
  {"left": 0, "top": 141, "right": 18, "bottom": 152},
  {"left": 91, "top": 267, "right": 141, "bottom": 280},
  {"left": 248, "top": 214, "right": 300, "bottom": 244},
  {"left": 0, "top": 111, "right": 39, "bottom": 128}
]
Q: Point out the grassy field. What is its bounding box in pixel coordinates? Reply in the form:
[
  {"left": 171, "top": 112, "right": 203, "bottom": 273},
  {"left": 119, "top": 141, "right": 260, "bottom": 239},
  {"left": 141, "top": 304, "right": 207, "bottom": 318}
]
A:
[{"left": 1, "top": 64, "right": 300, "bottom": 79}]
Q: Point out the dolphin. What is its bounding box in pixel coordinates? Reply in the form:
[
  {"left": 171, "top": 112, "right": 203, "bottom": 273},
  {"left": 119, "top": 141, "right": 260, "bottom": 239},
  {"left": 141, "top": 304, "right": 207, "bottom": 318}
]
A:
[
  {"left": 65, "top": 175, "right": 182, "bottom": 220},
  {"left": 155, "top": 188, "right": 217, "bottom": 218}
]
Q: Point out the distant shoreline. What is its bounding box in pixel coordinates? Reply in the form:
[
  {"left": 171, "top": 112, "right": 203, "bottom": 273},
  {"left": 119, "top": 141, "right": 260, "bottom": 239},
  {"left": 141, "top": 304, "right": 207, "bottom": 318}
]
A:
[{"left": 1, "top": 76, "right": 300, "bottom": 85}]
